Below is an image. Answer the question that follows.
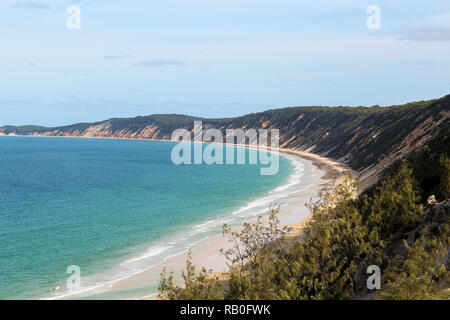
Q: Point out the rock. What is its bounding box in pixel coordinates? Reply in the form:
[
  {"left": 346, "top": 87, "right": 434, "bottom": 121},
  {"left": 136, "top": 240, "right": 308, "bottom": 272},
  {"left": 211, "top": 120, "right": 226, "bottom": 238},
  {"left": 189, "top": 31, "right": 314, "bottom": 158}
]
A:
[{"left": 427, "top": 195, "right": 437, "bottom": 204}]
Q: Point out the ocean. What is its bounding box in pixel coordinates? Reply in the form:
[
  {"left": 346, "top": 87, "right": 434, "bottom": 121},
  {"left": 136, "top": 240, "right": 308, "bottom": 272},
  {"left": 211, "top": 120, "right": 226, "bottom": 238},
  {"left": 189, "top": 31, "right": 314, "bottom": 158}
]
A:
[{"left": 0, "top": 136, "right": 314, "bottom": 299}]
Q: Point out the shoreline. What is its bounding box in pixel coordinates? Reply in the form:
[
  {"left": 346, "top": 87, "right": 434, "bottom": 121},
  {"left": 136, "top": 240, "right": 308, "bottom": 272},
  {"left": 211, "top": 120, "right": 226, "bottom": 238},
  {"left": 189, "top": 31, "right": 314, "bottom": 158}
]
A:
[
  {"left": 142, "top": 151, "right": 344, "bottom": 300},
  {"left": 1, "top": 135, "right": 347, "bottom": 300},
  {"left": 80, "top": 152, "right": 340, "bottom": 300}
]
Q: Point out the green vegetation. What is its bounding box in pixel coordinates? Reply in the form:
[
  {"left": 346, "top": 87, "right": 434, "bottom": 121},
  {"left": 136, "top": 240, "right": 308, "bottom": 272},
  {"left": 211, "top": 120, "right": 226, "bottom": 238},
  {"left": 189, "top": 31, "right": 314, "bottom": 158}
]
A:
[
  {"left": 0, "top": 125, "right": 47, "bottom": 134},
  {"left": 377, "top": 228, "right": 449, "bottom": 300},
  {"left": 159, "top": 158, "right": 450, "bottom": 300},
  {"left": 359, "top": 163, "right": 423, "bottom": 239},
  {"left": 159, "top": 252, "right": 225, "bottom": 300},
  {"left": 402, "top": 131, "right": 450, "bottom": 202}
]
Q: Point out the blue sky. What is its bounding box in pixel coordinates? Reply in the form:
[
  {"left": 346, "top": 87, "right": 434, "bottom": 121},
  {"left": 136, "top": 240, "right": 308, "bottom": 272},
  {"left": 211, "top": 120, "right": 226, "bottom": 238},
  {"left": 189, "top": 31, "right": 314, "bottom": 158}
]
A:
[{"left": 1, "top": 0, "right": 450, "bottom": 126}]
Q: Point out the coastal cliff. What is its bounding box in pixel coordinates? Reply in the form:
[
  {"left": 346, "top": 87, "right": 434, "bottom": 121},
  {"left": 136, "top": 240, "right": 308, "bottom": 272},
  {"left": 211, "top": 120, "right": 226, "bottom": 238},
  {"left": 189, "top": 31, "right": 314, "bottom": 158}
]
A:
[{"left": 2, "top": 95, "right": 449, "bottom": 188}]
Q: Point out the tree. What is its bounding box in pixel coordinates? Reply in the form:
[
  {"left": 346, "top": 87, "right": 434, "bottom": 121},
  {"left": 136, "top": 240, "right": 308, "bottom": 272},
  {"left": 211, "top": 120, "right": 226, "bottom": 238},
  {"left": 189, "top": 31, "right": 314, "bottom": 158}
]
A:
[
  {"left": 277, "top": 173, "right": 373, "bottom": 299},
  {"left": 439, "top": 155, "right": 450, "bottom": 200},
  {"left": 377, "top": 228, "right": 449, "bottom": 300},
  {"left": 360, "top": 162, "right": 423, "bottom": 239},
  {"left": 222, "top": 207, "right": 292, "bottom": 299},
  {"left": 158, "top": 252, "right": 225, "bottom": 300}
]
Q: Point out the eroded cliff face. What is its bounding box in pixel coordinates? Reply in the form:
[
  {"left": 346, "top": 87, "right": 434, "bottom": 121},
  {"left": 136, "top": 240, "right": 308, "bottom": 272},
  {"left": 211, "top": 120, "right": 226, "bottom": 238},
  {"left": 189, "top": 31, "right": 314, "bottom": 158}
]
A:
[{"left": 2, "top": 95, "right": 449, "bottom": 189}]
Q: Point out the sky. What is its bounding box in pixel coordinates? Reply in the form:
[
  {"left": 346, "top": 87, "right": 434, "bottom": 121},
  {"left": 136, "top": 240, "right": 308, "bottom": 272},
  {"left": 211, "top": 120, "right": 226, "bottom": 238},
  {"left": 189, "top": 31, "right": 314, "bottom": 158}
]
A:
[{"left": 1, "top": 0, "right": 450, "bottom": 126}]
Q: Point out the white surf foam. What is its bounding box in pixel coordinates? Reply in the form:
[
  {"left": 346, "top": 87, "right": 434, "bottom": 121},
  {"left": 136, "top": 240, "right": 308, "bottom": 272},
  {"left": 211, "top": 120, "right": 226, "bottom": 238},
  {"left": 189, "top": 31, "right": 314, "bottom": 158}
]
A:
[
  {"left": 232, "top": 154, "right": 307, "bottom": 217},
  {"left": 122, "top": 245, "right": 173, "bottom": 264}
]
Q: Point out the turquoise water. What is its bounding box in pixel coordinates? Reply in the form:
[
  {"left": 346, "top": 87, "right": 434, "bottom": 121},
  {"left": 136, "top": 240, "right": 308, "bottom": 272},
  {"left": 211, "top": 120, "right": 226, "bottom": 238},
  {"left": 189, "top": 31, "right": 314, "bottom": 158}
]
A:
[{"left": 0, "top": 136, "right": 311, "bottom": 299}]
